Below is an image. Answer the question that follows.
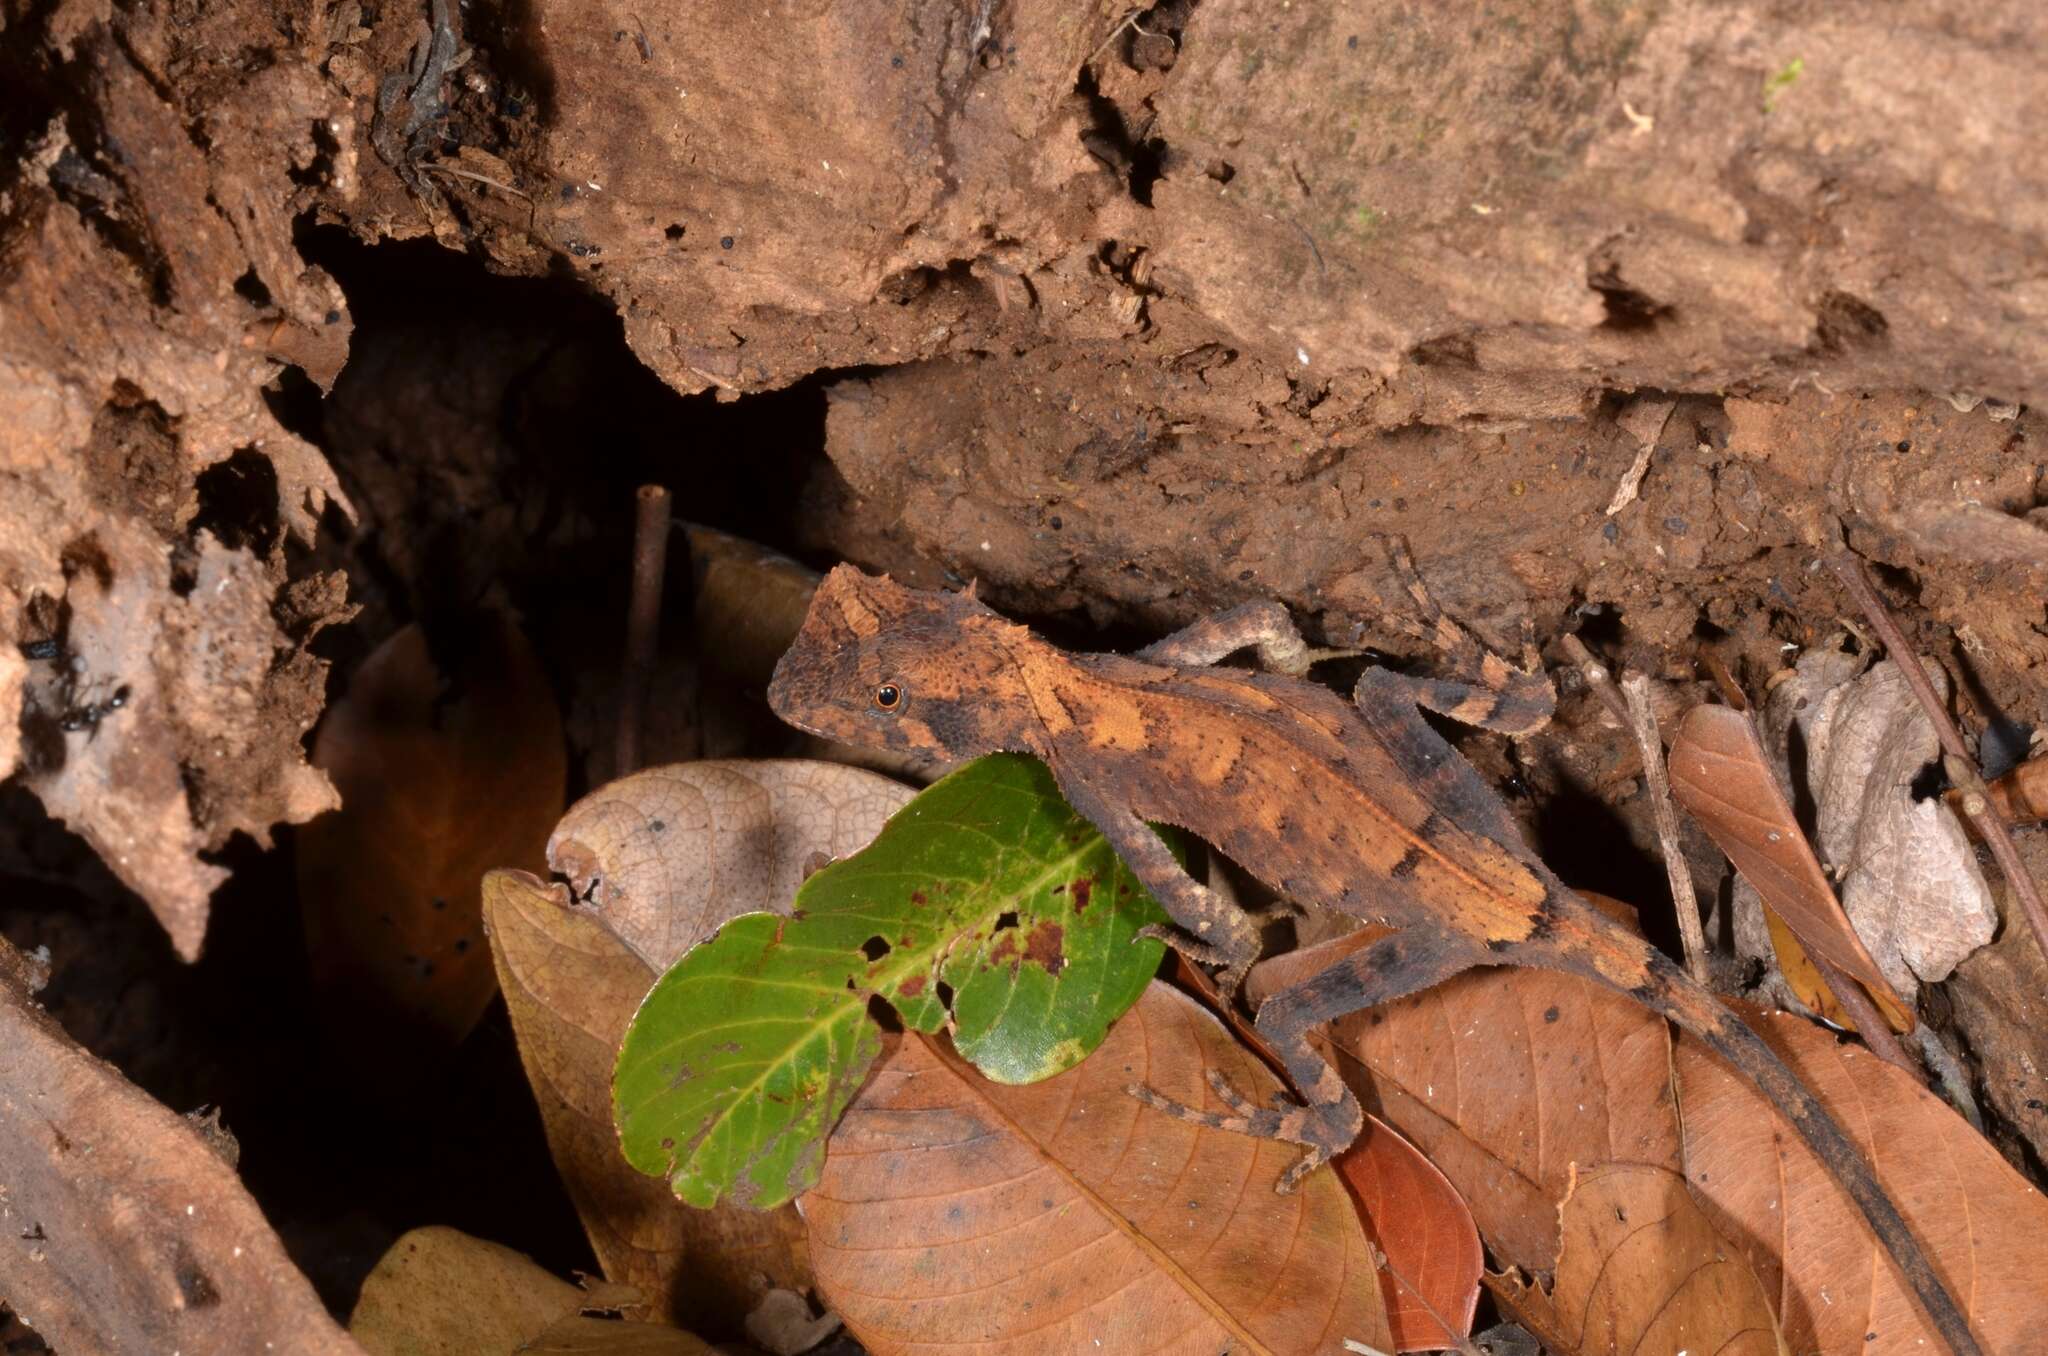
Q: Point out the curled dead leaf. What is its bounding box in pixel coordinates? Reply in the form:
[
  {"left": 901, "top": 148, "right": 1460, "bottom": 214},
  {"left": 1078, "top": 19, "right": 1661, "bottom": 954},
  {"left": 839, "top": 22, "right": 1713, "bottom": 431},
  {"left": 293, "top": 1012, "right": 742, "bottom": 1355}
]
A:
[
  {"left": 1667, "top": 702, "right": 1912, "bottom": 1029},
  {"left": 484, "top": 870, "right": 810, "bottom": 1338},
  {"left": 548, "top": 759, "right": 913, "bottom": 970}
]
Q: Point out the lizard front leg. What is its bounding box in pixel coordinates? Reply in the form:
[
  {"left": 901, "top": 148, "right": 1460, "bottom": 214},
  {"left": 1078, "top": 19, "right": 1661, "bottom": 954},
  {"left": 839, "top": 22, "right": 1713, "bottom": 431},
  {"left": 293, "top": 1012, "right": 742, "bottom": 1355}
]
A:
[
  {"left": 1132, "top": 929, "right": 1481, "bottom": 1191},
  {"left": 1047, "top": 773, "right": 1263, "bottom": 998},
  {"left": 1137, "top": 601, "right": 1355, "bottom": 676}
]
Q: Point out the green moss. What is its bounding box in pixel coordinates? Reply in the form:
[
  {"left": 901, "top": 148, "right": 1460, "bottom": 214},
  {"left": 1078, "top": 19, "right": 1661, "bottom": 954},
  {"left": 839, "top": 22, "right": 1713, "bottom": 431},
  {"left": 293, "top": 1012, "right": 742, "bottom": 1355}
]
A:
[{"left": 1762, "top": 57, "right": 1804, "bottom": 113}]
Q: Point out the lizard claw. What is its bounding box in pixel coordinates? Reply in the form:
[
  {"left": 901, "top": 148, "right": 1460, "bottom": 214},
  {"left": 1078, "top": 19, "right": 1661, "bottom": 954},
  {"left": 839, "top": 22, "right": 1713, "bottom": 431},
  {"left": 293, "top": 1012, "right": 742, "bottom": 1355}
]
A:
[{"left": 1135, "top": 920, "right": 1258, "bottom": 1003}]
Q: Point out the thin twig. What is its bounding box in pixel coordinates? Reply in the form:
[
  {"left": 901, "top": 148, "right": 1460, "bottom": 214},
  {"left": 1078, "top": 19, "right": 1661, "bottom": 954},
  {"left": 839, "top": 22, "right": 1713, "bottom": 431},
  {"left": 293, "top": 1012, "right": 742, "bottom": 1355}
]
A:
[
  {"left": 1620, "top": 672, "right": 1710, "bottom": 986},
  {"left": 1559, "top": 632, "right": 1633, "bottom": 731},
  {"left": 1824, "top": 551, "right": 2048, "bottom": 972},
  {"left": 615, "top": 484, "right": 672, "bottom": 778},
  {"left": 1806, "top": 949, "right": 1917, "bottom": 1075}
]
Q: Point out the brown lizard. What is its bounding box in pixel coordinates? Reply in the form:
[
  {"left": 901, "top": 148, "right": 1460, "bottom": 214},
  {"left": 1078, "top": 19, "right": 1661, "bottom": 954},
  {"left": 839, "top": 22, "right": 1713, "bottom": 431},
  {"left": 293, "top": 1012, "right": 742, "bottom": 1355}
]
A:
[{"left": 766, "top": 555, "right": 1982, "bottom": 1356}]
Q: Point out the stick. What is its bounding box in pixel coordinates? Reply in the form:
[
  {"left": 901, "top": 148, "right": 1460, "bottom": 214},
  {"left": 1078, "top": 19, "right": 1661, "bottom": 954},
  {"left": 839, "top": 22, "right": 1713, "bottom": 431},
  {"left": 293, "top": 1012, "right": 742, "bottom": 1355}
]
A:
[
  {"left": 615, "top": 485, "right": 672, "bottom": 778},
  {"left": 1559, "top": 632, "right": 1633, "bottom": 731},
  {"left": 1805, "top": 949, "right": 1917, "bottom": 1076},
  {"left": 1824, "top": 551, "right": 2048, "bottom": 973},
  {"left": 1619, "top": 672, "right": 1710, "bottom": 986}
]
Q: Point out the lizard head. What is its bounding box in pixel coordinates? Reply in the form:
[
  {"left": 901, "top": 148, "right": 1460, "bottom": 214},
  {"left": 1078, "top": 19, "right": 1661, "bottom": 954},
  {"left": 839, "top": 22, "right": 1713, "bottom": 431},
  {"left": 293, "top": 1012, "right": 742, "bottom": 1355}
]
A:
[{"left": 767, "top": 564, "right": 1038, "bottom": 760}]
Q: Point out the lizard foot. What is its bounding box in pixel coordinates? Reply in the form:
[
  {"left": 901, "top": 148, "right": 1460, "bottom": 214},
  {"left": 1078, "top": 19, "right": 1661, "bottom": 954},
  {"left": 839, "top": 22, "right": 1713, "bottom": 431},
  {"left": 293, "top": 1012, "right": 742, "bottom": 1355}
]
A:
[
  {"left": 1127, "top": 1069, "right": 1360, "bottom": 1193},
  {"left": 1135, "top": 922, "right": 1258, "bottom": 1000}
]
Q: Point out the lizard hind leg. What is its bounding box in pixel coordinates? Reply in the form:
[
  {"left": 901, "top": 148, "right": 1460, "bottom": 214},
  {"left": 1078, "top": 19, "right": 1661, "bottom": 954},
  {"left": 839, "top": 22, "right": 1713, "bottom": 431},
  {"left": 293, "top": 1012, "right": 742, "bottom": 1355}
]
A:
[{"left": 1131, "top": 929, "right": 1479, "bottom": 1193}]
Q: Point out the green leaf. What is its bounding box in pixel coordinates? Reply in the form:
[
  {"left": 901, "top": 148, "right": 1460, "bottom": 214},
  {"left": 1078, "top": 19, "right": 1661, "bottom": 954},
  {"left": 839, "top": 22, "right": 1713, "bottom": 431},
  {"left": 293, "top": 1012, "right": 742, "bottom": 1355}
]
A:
[{"left": 613, "top": 753, "right": 1171, "bottom": 1209}]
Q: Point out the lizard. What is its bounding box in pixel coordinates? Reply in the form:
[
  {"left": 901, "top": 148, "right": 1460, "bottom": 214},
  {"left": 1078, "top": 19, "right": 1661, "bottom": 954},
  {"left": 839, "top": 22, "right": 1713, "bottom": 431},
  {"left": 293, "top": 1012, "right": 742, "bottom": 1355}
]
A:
[{"left": 765, "top": 553, "right": 1983, "bottom": 1356}]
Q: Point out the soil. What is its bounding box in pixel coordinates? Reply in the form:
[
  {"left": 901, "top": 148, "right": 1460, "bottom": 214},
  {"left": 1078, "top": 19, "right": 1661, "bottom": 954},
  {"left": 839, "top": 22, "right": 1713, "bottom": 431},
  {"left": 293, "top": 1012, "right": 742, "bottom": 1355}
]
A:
[{"left": 2, "top": 0, "right": 2045, "bottom": 1343}]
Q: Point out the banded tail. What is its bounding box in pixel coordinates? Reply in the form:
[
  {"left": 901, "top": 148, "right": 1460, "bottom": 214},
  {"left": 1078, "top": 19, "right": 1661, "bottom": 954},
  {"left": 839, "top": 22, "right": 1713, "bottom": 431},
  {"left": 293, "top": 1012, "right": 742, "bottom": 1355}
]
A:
[{"left": 1521, "top": 894, "right": 1983, "bottom": 1356}]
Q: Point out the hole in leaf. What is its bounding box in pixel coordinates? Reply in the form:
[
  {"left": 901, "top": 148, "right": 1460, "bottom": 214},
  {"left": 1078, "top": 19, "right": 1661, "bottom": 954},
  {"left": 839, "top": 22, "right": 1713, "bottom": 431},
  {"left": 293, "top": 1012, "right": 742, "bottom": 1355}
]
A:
[
  {"left": 861, "top": 935, "right": 891, "bottom": 961},
  {"left": 935, "top": 979, "right": 955, "bottom": 1011},
  {"left": 993, "top": 910, "right": 1020, "bottom": 932}
]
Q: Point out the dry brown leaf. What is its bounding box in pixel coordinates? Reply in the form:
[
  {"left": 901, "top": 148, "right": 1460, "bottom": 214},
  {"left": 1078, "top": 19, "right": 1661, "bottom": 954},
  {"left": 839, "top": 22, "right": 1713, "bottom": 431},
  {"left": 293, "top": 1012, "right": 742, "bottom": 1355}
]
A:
[
  {"left": 0, "top": 936, "right": 359, "bottom": 1354},
  {"left": 1490, "top": 1164, "right": 1786, "bottom": 1356},
  {"left": 351, "top": 1226, "right": 712, "bottom": 1356},
  {"left": 1336, "top": 1122, "right": 1484, "bottom": 1353},
  {"left": 684, "top": 524, "right": 820, "bottom": 690},
  {"left": 546, "top": 759, "right": 913, "bottom": 970},
  {"left": 483, "top": 870, "right": 811, "bottom": 1337},
  {"left": 1317, "top": 942, "right": 1678, "bottom": 1272},
  {"left": 806, "top": 982, "right": 1392, "bottom": 1355},
  {"left": 518, "top": 1313, "right": 718, "bottom": 1354},
  {"left": 300, "top": 613, "right": 565, "bottom": 1071},
  {"left": 1668, "top": 703, "right": 1913, "bottom": 1029},
  {"left": 1678, "top": 1009, "right": 2048, "bottom": 1354}
]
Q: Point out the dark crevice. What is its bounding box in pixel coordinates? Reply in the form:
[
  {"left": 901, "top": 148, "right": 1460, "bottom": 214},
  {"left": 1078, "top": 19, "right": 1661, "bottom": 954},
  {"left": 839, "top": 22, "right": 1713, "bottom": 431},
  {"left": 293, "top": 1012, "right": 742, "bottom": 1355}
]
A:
[
  {"left": 1589, "top": 267, "right": 1668, "bottom": 331},
  {"left": 1815, "top": 289, "right": 1889, "bottom": 351}
]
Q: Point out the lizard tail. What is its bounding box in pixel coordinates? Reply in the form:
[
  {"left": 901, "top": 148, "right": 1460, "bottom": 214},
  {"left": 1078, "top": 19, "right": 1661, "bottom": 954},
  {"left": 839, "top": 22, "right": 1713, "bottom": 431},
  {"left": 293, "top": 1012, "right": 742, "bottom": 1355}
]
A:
[{"left": 1518, "top": 899, "right": 1983, "bottom": 1356}]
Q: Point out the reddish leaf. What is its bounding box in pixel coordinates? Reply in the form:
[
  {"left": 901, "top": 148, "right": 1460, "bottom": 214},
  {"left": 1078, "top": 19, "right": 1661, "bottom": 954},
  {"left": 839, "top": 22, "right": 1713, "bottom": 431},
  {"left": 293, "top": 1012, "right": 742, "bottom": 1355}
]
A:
[
  {"left": 300, "top": 613, "right": 565, "bottom": 1076},
  {"left": 1668, "top": 704, "right": 1912, "bottom": 1029},
  {"left": 1197, "top": 947, "right": 1483, "bottom": 1351}
]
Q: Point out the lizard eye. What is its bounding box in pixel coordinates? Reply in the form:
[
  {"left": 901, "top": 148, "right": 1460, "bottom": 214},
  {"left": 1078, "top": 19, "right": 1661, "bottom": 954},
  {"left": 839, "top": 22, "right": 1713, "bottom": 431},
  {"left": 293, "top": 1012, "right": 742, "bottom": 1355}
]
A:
[{"left": 872, "top": 682, "right": 904, "bottom": 712}]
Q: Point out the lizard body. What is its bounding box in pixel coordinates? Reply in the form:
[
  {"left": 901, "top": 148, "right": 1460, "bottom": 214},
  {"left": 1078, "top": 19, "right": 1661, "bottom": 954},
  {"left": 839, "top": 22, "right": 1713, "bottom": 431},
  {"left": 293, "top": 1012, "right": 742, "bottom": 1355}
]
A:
[{"left": 767, "top": 561, "right": 1980, "bottom": 1356}]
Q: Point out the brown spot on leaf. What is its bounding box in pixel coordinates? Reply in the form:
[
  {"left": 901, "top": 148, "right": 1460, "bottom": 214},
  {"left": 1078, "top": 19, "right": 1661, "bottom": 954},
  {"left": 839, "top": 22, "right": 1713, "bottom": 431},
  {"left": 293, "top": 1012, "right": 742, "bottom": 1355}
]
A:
[
  {"left": 898, "top": 974, "right": 927, "bottom": 997},
  {"left": 1024, "top": 922, "right": 1065, "bottom": 975},
  {"left": 1070, "top": 877, "right": 1093, "bottom": 912}
]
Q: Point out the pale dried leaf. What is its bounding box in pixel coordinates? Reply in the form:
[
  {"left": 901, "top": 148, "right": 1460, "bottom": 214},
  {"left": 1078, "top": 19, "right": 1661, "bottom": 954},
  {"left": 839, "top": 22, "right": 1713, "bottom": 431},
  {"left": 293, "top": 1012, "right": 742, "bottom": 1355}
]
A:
[
  {"left": 1678, "top": 1010, "right": 2048, "bottom": 1353},
  {"left": 1808, "top": 660, "right": 1995, "bottom": 989},
  {"left": 743, "top": 1288, "right": 841, "bottom": 1356},
  {"left": 547, "top": 759, "right": 913, "bottom": 970},
  {"left": 1490, "top": 1164, "right": 1786, "bottom": 1356},
  {"left": 484, "top": 871, "right": 810, "bottom": 1336},
  {"left": 806, "top": 983, "right": 1392, "bottom": 1355}
]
